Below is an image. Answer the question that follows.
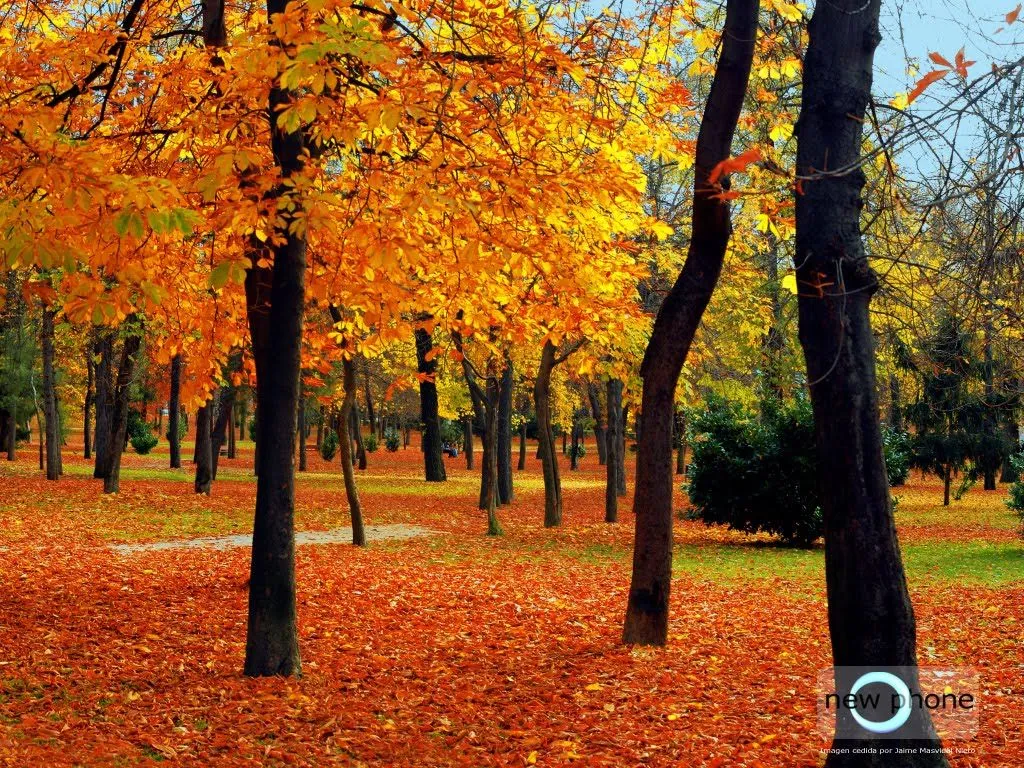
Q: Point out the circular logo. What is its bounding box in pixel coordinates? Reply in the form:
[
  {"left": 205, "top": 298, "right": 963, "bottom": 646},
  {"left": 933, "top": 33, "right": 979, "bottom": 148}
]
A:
[{"left": 849, "top": 671, "right": 913, "bottom": 734}]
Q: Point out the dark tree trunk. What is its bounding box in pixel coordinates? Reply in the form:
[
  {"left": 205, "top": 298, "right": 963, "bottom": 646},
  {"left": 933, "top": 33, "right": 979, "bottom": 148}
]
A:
[
  {"left": 888, "top": 374, "right": 903, "bottom": 432},
  {"left": 41, "top": 306, "right": 60, "bottom": 481},
  {"left": 618, "top": 403, "right": 627, "bottom": 496},
  {"left": 943, "top": 470, "right": 952, "bottom": 507},
  {"left": 606, "top": 378, "right": 623, "bottom": 523},
  {"left": 623, "top": 0, "right": 758, "bottom": 646},
  {"left": 518, "top": 419, "right": 527, "bottom": 471},
  {"left": 297, "top": 387, "right": 307, "bottom": 472},
  {"left": 982, "top": 327, "right": 998, "bottom": 490},
  {"left": 169, "top": 354, "right": 183, "bottom": 469},
  {"left": 315, "top": 405, "right": 324, "bottom": 452},
  {"left": 463, "top": 415, "right": 474, "bottom": 470},
  {"left": 211, "top": 385, "right": 236, "bottom": 480},
  {"left": 0, "top": 410, "right": 11, "bottom": 461},
  {"left": 795, "top": 0, "right": 947, "bottom": 761},
  {"left": 497, "top": 355, "right": 513, "bottom": 505},
  {"left": 351, "top": 404, "right": 367, "bottom": 470},
  {"left": 561, "top": 430, "right": 567, "bottom": 455},
  {"left": 242, "top": 5, "right": 305, "bottom": 676},
  {"left": 570, "top": 417, "right": 581, "bottom": 471},
  {"left": 587, "top": 382, "right": 607, "bottom": 465},
  {"left": 675, "top": 411, "right": 687, "bottom": 476},
  {"left": 84, "top": 346, "right": 94, "bottom": 460},
  {"left": 1002, "top": 418, "right": 1020, "bottom": 482},
  {"left": 92, "top": 331, "right": 113, "bottom": 478},
  {"left": 194, "top": 402, "right": 213, "bottom": 494},
  {"left": 227, "top": 400, "right": 237, "bottom": 460},
  {"left": 414, "top": 327, "right": 446, "bottom": 482},
  {"left": 482, "top": 359, "right": 503, "bottom": 535},
  {"left": 618, "top": 0, "right": 757, "bottom": 651},
  {"left": 340, "top": 358, "right": 366, "bottom": 546},
  {"left": 103, "top": 333, "right": 141, "bottom": 494},
  {"left": 363, "top": 366, "right": 376, "bottom": 437},
  {"left": 534, "top": 341, "right": 565, "bottom": 527}
]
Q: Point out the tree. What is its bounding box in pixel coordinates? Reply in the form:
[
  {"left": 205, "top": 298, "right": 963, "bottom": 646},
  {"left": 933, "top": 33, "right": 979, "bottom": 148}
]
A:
[
  {"left": 623, "top": 0, "right": 760, "bottom": 646},
  {"left": 40, "top": 303, "right": 60, "bottom": 481},
  {"left": 168, "top": 355, "right": 183, "bottom": 469},
  {"left": 534, "top": 340, "right": 582, "bottom": 527},
  {"left": 414, "top": 326, "right": 446, "bottom": 483},
  {"left": 793, "top": 0, "right": 947, "bottom": 760}
]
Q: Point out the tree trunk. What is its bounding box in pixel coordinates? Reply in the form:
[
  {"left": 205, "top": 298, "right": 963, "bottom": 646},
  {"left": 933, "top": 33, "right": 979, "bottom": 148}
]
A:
[
  {"left": 227, "top": 400, "right": 237, "bottom": 459},
  {"left": 297, "top": 387, "right": 307, "bottom": 472},
  {"left": 169, "top": 354, "right": 183, "bottom": 469},
  {"left": 561, "top": 430, "right": 567, "bottom": 455},
  {"left": 535, "top": 341, "right": 563, "bottom": 527},
  {"left": 943, "top": 470, "right": 952, "bottom": 507},
  {"left": 92, "top": 331, "right": 113, "bottom": 477},
  {"left": 351, "top": 404, "right": 367, "bottom": 470},
  {"left": 103, "top": 333, "right": 141, "bottom": 494},
  {"left": 194, "top": 402, "right": 213, "bottom": 494},
  {"left": 41, "top": 306, "right": 60, "bottom": 481},
  {"left": 482, "top": 359, "right": 503, "bottom": 535},
  {"left": 463, "top": 415, "right": 474, "bottom": 470},
  {"left": 363, "top": 366, "right": 376, "bottom": 437},
  {"left": 795, "top": 0, "right": 947, "bottom": 760},
  {"left": 518, "top": 419, "right": 527, "bottom": 471},
  {"left": 570, "top": 417, "right": 581, "bottom": 471},
  {"left": 340, "top": 359, "right": 367, "bottom": 546},
  {"left": 497, "top": 355, "right": 513, "bottom": 504},
  {"left": 674, "top": 410, "right": 687, "bottom": 476},
  {"left": 618, "top": 402, "right": 627, "bottom": 497},
  {"left": 606, "top": 378, "right": 623, "bottom": 523},
  {"left": 315, "top": 405, "right": 324, "bottom": 452},
  {"left": 624, "top": 0, "right": 759, "bottom": 646},
  {"left": 588, "top": 382, "right": 607, "bottom": 465},
  {"left": 414, "top": 327, "right": 446, "bottom": 482},
  {"left": 211, "top": 385, "right": 236, "bottom": 480},
  {"left": 84, "top": 346, "right": 94, "bottom": 460},
  {"left": 242, "top": 6, "right": 305, "bottom": 676}
]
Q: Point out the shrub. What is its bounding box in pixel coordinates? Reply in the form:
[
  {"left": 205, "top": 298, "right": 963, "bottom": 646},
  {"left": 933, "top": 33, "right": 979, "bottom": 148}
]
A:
[
  {"left": 440, "top": 418, "right": 463, "bottom": 446},
  {"left": 568, "top": 443, "right": 586, "bottom": 460},
  {"left": 165, "top": 414, "right": 187, "bottom": 443},
  {"left": 1005, "top": 456, "right": 1024, "bottom": 521},
  {"left": 882, "top": 427, "right": 912, "bottom": 486},
  {"left": 15, "top": 424, "right": 30, "bottom": 442},
  {"left": 320, "top": 430, "right": 339, "bottom": 461},
  {"left": 384, "top": 428, "right": 401, "bottom": 452},
  {"left": 364, "top": 432, "right": 379, "bottom": 453},
  {"left": 685, "top": 396, "right": 822, "bottom": 547},
  {"left": 130, "top": 426, "right": 159, "bottom": 455},
  {"left": 247, "top": 417, "right": 256, "bottom": 442}
]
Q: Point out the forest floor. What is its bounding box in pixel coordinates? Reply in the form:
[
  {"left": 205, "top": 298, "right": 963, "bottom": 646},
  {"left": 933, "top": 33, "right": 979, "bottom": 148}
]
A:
[{"left": 1, "top": 434, "right": 1022, "bottom": 767}]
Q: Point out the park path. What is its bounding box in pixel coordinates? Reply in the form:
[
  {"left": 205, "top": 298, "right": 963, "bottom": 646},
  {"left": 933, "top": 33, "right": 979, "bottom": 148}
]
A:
[{"left": 109, "top": 524, "right": 436, "bottom": 555}]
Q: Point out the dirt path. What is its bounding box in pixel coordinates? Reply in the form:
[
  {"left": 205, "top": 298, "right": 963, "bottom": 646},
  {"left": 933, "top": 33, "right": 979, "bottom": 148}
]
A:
[{"left": 109, "top": 524, "right": 436, "bottom": 555}]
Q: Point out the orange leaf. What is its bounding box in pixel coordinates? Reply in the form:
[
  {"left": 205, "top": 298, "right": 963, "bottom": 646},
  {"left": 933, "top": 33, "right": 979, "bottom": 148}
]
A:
[
  {"left": 708, "top": 147, "right": 762, "bottom": 185},
  {"left": 907, "top": 69, "right": 948, "bottom": 104},
  {"left": 1007, "top": 3, "right": 1021, "bottom": 24},
  {"left": 928, "top": 52, "right": 953, "bottom": 68},
  {"left": 953, "top": 48, "right": 976, "bottom": 78}
]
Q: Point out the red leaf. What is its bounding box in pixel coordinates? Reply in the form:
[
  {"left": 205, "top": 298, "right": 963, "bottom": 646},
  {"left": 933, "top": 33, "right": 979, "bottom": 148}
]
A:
[
  {"left": 1007, "top": 3, "right": 1021, "bottom": 24},
  {"left": 907, "top": 69, "right": 948, "bottom": 104},
  {"left": 928, "top": 52, "right": 953, "bottom": 68},
  {"left": 708, "top": 147, "right": 762, "bottom": 185}
]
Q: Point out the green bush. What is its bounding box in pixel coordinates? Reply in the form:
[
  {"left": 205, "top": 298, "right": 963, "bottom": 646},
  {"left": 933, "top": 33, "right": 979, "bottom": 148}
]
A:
[
  {"left": 319, "top": 429, "right": 339, "bottom": 461},
  {"left": 15, "top": 424, "right": 30, "bottom": 442},
  {"left": 1005, "top": 457, "right": 1024, "bottom": 520},
  {"left": 685, "top": 398, "right": 914, "bottom": 547},
  {"left": 364, "top": 432, "right": 379, "bottom": 453},
  {"left": 440, "top": 418, "right": 463, "bottom": 446},
  {"left": 165, "top": 414, "right": 187, "bottom": 443},
  {"left": 131, "top": 427, "right": 159, "bottom": 455},
  {"left": 685, "top": 396, "right": 822, "bottom": 548},
  {"left": 248, "top": 417, "right": 257, "bottom": 442},
  {"left": 384, "top": 428, "right": 401, "bottom": 452},
  {"left": 569, "top": 442, "right": 587, "bottom": 460},
  {"left": 882, "top": 427, "right": 912, "bottom": 486}
]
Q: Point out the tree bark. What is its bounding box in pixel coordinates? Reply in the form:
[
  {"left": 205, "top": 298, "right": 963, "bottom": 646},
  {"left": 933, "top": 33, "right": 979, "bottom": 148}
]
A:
[
  {"left": 351, "top": 403, "right": 367, "bottom": 470},
  {"left": 84, "top": 346, "right": 94, "bottom": 460},
  {"left": 518, "top": 418, "right": 527, "bottom": 471},
  {"left": 340, "top": 359, "right": 367, "bottom": 546},
  {"left": 242, "top": 1, "right": 305, "bottom": 675},
  {"left": 363, "top": 366, "right": 376, "bottom": 437},
  {"left": 534, "top": 340, "right": 570, "bottom": 527},
  {"left": 617, "top": 402, "right": 627, "bottom": 497},
  {"left": 605, "top": 378, "right": 623, "bottom": 523},
  {"left": 194, "top": 402, "right": 213, "bottom": 494},
  {"left": 463, "top": 415, "right": 474, "bottom": 469},
  {"left": 297, "top": 386, "right": 307, "bottom": 472},
  {"left": 414, "top": 327, "right": 446, "bottom": 482},
  {"left": 211, "top": 385, "right": 236, "bottom": 480},
  {"left": 570, "top": 415, "right": 581, "bottom": 471},
  {"left": 624, "top": 0, "right": 759, "bottom": 646},
  {"left": 92, "top": 331, "right": 113, "bottom": 477},
  {"left": 103, "top": 332, "right": 141, "bottom": 494},
  {"left": 41, "top": 306, "right": 60, "bottom": 481},
  {"left": 169, "top": 354, "right": 183, "bottom": 469},
  {"left": 482, "top": 358, "right": 503, "bottom": 535},
  {"left": 795, "top": 0, "right": 947, "bottom": 761},
  {"left": 497, "top": 355, "right": 513, "bottom": 504},
  {"left": 588, "top": 382, "right": 607, "bottom": 465},
  {"left": 675, "top": 411, "right": 687, "bottom": 476}
]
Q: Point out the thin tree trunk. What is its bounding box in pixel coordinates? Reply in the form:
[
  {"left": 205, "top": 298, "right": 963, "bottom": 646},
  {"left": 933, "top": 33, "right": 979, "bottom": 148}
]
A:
[
  {"left": 623, "top": 0, "right": 759, "bottom": 646},
  {"left": 242, "top": 0, "right": 305, "bottom": 675},
  {"left": 483, "top": 359, "right": 503, "bottom": 535},
  {"left": 169, "top": 354, "right": 183, "bottom": 469},
  {"left": 795, "top": 0, "right": 946, "bottom": 760},
  {"left": 497, "top": 355, "right": 513, "bottom": 504},
  {"left": 675, "top": 411, "right": 686, "bottom": 476},
  {"left": 414, "top": 327, "right": 446, "bottom": 481},
  {"left": 340, "top": 359, "right": 366, "bottom": 546},
  {"left": 211, "top": 384, "right": 236, "bottom": 481},
  {"left": 41, "top": 306, "right": 60, "bottom": 481},
  {"left": 518, "top": 419, "right": 527, "bottom": 471},
  {"left": 351, "top": 404, "right": 367, "bottom": 469},
  {"left": 297, "top": 386, "right": 307, "bottom": 472},
  {"left": 103, "top": 333, "right": 141, "bottom": 494},
  {"left": 588, "top": 382, "right": 607, "bottom": 465},
  {"left": 194, "top": 402, "right": 213, "bottom": 494},
  {"left": 606, "top": 378, "right": 623, "bottom": 523},
  {"left": 570, "top": 417, "right": 581, "bottom": 471},
  {"left": 535, "top": 341, "right": 565, "bottom": 527},
  {"left": 315, "top": 405, "right": 324, "bottom": 452},
  {"left": 92, "top": 331, "right": 113, "bottom": 477},
  {"left": 618, "top": 402, "right": 627, "bottom": 497},
  {"left": 464, "top": 415, "right": 474, "bottom": 470},
  {"left": 84, "top": 346, "right": 94, "bottom": 460},
  {"left": 363, "top": 366, "right": 376, "bottom": 437}
]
